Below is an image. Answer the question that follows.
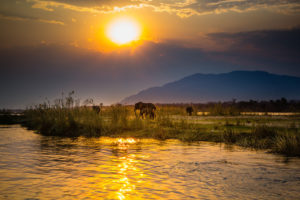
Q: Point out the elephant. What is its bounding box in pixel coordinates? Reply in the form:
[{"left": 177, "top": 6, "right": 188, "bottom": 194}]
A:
[
  {"left": 134, "top": 102, "right": 156, "bottom": 119},
  {"left": 186, "top": 106, "right": 193, "bottom": 116},
  {"left": 134, "top": 102, "right": 144, "bottom": 116}
]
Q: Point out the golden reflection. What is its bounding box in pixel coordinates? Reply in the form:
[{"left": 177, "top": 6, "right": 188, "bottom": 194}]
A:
[
  {"left": 113, "top": 138, "right": 137, "bottom": 151},
  {"left": 116, "top": 138, "right": 137, "bottom": 144},
  {"left": 101, "top": 137, "right": 137, "bottom": 145},
  {"left": 83, "top": 137, "right": 146, "bottom": 199},
  {"left": 115, "top": 154, "right": 138, "bottom": 200},
  {"left": 112, "top": 138, "right": 139, "bottom": 199}
]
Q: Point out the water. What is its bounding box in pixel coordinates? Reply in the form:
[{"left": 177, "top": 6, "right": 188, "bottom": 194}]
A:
[{"left": 0, "top": 125, "right": 300, "bottom": 200}]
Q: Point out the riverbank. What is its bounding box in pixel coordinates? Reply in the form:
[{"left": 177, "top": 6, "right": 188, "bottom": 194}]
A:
[
  {"left": 18, "top": 105, "right": 300, "bottom": 156},
  {"left": 0, "top": 114, "right": 25, "bottom": 125}
]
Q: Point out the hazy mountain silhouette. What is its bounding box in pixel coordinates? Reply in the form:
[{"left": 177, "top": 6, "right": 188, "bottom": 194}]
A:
[{"left": 121, "top": 71, "right": 300, "bottom": 104}]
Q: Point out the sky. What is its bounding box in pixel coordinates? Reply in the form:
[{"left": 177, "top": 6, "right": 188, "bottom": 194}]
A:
[{"left": 0, "top": 0, "right": 300, "bottom": 108}]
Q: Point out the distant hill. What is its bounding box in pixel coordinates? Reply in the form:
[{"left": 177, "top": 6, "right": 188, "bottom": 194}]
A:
[{"left": 121, "top": 71, "right": 300, "bottom": 104}]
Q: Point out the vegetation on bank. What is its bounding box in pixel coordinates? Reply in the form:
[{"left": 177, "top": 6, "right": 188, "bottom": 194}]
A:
[
  {"left": 0, "top": 109, "right": 25, "bottom": 124},
  {"left": 22, "top": 111, "right": 300, "bottom": 156},
  {"left": 0, "top": 114, "right": 24, "bottom": 125},
  {"left": 3, "top": 92, "right": 300, "bottom": 156}
]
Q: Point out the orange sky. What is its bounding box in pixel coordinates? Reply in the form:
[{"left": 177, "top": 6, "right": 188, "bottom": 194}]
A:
[{"left": 1, "top": 0, "right": 300, "bottom": 51}]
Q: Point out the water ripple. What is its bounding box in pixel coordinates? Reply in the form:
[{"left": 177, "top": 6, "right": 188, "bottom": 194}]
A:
[{"left": 0, "top": 125, "right": 300, "bottom": 199}]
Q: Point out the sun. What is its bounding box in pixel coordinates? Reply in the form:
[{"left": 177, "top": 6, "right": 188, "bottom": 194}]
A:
[{"left": 107, "top": 18, "right": 141, "bottom": 45}]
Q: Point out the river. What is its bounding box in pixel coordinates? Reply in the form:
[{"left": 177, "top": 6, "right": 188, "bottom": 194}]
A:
[{"left": 0, "top": 125, "right": 300, "bottom": 199}]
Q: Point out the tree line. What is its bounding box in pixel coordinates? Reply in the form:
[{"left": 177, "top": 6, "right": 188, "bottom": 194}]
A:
[{"left": 157, "top": 98, "right": 300, "bottom": 115}]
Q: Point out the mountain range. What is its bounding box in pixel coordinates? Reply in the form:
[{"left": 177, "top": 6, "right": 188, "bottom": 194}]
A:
[{"left": 120, "top": 71, "right": 300, "bottom": 104}]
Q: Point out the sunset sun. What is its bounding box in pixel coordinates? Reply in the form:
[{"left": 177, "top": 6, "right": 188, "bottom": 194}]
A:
[{"left": 107, "top": 18, "right": 141, "bottom": 45}]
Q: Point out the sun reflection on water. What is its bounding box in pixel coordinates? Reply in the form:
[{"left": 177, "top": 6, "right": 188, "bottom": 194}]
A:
[
  {"left": 116, "top": 138, "right": 137, "bottom": 145},
  {"left": 112, "top": 139, "right": 146, "bottom": 200},
  {"left": 89, "top": 137, "right": 145, "bottom": 199},
  {"left": 115, "top": 154, "right": 138, "bottom": 200}
]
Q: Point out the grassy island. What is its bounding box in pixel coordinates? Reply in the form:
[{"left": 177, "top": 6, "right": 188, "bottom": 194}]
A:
[{"left": 20, "top": 100, "right": 300, "bottom": 157}]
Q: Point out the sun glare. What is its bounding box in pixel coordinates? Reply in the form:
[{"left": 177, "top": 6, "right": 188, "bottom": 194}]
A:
[{"left": 107, "top": 18, "right": 141, "bottom": 45}]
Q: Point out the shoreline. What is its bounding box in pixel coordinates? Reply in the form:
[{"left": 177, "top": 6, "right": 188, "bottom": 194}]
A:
[{"left": 1, "top": 110, "right": 299, "bottom": 157}]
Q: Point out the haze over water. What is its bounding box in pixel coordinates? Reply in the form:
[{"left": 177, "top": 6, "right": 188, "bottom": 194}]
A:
[{"left": 0, "top": 125, "right": 300, "bottom": 199}]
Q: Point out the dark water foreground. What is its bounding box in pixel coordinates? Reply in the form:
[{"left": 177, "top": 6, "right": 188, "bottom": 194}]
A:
[{"left": 0, "top": 125, "right": 300, "bottom": 200}]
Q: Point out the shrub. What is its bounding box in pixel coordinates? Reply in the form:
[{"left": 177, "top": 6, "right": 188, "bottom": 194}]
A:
[
  {"left": 252, "top": 126, "right": 277, "bottom": 139},
  {"left": 273, "top": 134, "right": 300, "bottom": 156}
]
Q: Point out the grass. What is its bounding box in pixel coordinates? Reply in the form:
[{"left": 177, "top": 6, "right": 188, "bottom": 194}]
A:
[
  {"left": 24, "top": 107, "right": 102, "bottom": 137},
  {"left": 13, "top": 98, "right": 300, "bottom": 157}
]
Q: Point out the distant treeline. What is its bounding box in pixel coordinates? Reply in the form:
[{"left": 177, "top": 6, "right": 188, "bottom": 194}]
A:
[
  {"left": 0, "top": 109, "right": 24, "bottom": 114},
  {"left": 157, "top": 98, "right": 300, "bottom": 115},
  {"left": 1, "top": 98, "right": 300, "bottom": 116},
  {"left": 0, "top": 109, "right": 24, "bottom": 124}
]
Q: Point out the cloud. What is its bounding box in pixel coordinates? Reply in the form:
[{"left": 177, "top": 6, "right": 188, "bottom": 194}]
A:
[
  {"left": 0, "top": 27, "right": 299, "bottom": 108},
  {"left": 207, "top": 27, "right": 300, "bottom": 65},
  {"left": 26, "top": 0, "right": 300, "bottom": 17},
  {"left": 27, "top": 0, "right": 144, "bottom": 13},
  {"left": 0, "top": 12, "right": 64, "bottom": 25},
  {"left": 179, "top": 0, "right": 300, "bottom": 16}
]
